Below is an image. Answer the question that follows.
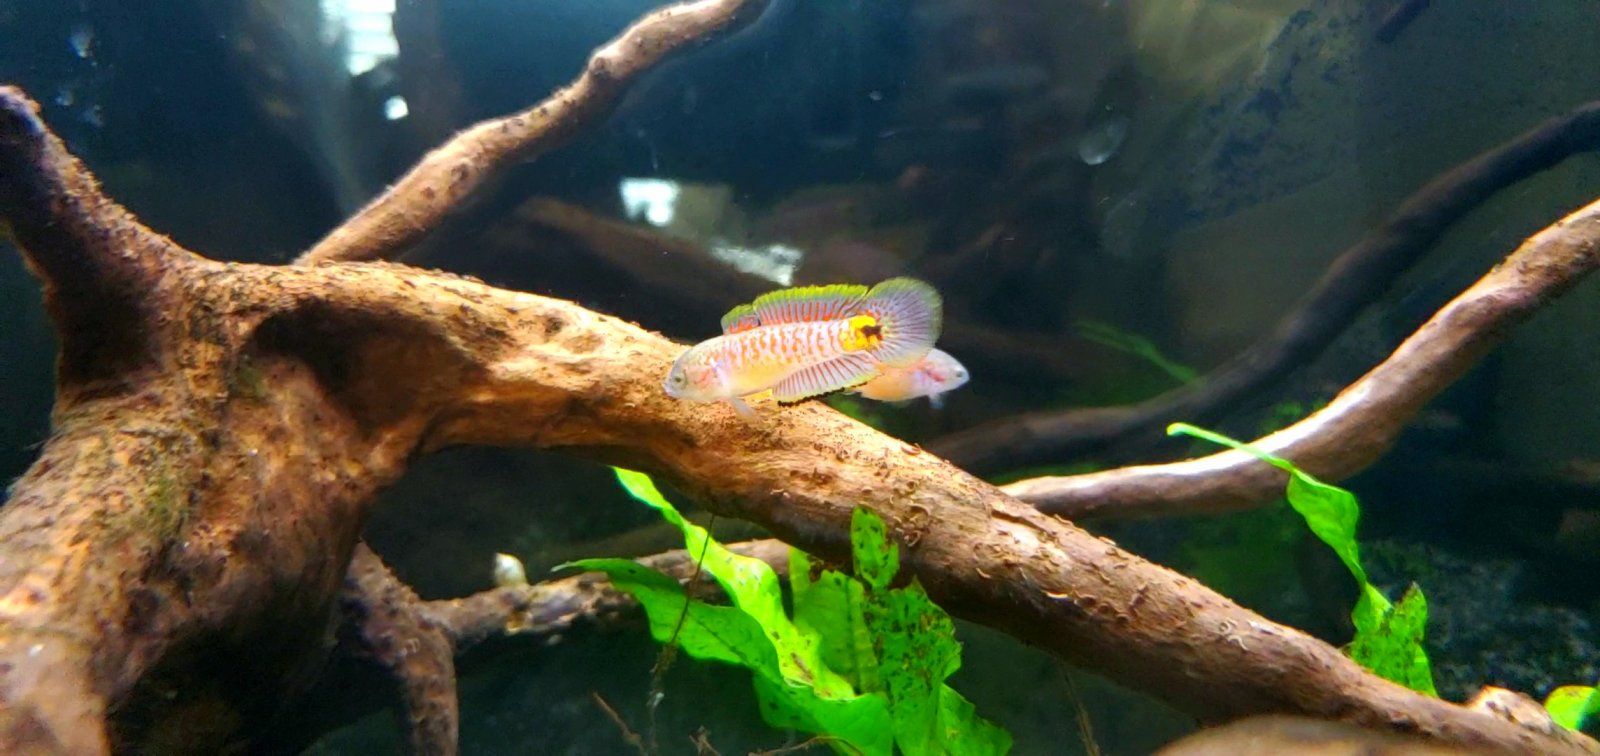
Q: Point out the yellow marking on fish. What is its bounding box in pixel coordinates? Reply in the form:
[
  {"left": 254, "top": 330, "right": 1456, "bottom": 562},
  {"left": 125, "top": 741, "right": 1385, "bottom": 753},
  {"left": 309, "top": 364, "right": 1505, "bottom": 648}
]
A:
[{"left": 839, "top": 314, "right": 882, "bottom": 352}]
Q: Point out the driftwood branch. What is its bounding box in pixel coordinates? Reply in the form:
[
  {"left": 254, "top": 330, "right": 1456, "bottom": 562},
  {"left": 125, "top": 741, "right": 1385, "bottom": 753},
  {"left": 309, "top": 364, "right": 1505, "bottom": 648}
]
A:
[
  {"left": 297, "top": 0, "right": 769, "bottom": 265},
  {"left": 0, "top": 86, "right": 1592, "bottom": 754},
  {"left": 275, "top": 540, "right": 791, "bottom": 755},
  {"left": 1004, "top": 194, "right": 1600, "bottom": 519},
  {"left": 931, "top": 101, "right": 1600, "bottom": 473}
]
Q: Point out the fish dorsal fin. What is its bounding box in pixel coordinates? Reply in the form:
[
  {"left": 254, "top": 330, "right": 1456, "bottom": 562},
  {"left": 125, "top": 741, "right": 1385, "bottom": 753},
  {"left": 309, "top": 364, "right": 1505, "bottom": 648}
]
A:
[
  {"left": 771, "top": 353, "right": 876, "bottom": 403},
  {"left": 749, "top": 283, "right": 869, "bottom": 326},
  {"left": 720, "top": 303, "right": 762, "bottom": 334}
]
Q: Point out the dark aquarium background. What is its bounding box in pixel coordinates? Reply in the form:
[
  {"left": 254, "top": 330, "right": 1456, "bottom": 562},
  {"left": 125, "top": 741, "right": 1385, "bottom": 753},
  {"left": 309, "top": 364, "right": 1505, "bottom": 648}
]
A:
[{"left": 3, "top": 0, "right": 1600, "bottom": 752}]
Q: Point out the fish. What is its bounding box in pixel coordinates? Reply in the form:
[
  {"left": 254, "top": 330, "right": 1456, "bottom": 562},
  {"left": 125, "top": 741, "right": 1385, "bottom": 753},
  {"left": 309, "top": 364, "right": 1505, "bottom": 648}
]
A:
[
  {"left": 852, "top": 348, "right": 969, "bottom": 408},
  {"left": 664, "top": 278, "right": 943, "bottom": 417}
]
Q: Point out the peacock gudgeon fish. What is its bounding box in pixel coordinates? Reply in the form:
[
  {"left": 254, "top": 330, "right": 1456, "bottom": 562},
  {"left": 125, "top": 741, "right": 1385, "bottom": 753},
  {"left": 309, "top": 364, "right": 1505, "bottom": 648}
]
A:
[
  {"left": 664, "top": 278, "right": 942, "bottom": 417},
  {"left": 852, "top": 347, "right": 969, "bottom": 408}
]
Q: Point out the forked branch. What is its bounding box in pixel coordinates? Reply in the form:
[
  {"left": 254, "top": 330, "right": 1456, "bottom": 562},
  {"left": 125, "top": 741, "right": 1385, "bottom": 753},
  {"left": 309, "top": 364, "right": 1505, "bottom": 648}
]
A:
[
  {"left": 1005, "top": 195, "right": 1600, "bottom": 519},
  {"left": 297, "top": 0, "right": 769, "bottom": 265},
  {"left": 932, "top": 101, "right": 1600, "bottom": 473}
]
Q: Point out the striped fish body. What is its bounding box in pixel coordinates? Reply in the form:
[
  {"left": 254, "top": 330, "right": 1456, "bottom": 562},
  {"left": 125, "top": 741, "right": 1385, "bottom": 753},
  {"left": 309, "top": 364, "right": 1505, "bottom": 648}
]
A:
[
  {"left": 688, "top": 319, "right": 876, "bottom": 398},
  {"left": 663, "top": 277, "right": 942, "bottom": 409}
]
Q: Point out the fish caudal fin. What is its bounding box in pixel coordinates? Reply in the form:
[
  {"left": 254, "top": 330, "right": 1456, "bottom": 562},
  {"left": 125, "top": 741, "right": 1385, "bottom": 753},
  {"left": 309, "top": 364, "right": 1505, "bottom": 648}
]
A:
[
  {"left": 857, "top": 277, "right": 942, "bottom": 367},
  {"left": 772, "top": 353, "right": 876, "bottom": 403}
]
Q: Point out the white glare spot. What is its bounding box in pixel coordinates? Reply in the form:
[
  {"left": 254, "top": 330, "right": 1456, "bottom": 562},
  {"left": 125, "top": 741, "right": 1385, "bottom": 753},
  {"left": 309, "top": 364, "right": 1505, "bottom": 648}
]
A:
[
  {"left": 492, "top": 553, "right": 528, "bottom": 588},
  {"left": 1078, "top": 114, "right": 1129, "bottom": 166},
  {"left": 320, "top": 0, "right": 398, "bottom": 76},
  {"left": 383, "top": 95, "right": 409, "bottom": 120},
  {"left": 69, "top": 25, "right": 94, "bottom": 58},
  {"left": 708, "top": 243, "right": 804, "bottom": 286},
  {"left": 619, "top": 178, "right": 682, "bottom": 227}
]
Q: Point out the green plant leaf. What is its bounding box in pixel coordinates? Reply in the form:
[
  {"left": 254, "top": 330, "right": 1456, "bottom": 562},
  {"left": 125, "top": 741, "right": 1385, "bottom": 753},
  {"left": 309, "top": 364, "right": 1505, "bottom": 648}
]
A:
[
  {"left": 610, "top": 469, "right": 853, "bottom": 696},
  {"left": 581, "top": 470, "right": 1010, "bottom": 755},
  {"left": 851, "top": 508, "right": 1012, "bottom": 756},
  {"left": 572, "top": 556, "right": 894, "bottom": 755},
  {"left": 791, "top": 549, "right": 880, "bottom": 693},
  {"left": 561, "top": 557, "right": 772, "bottom": 667},
  {"left": 1075, "top": 319, "right": 1198, "bottom": 384},
  {"left": 1545, "top": 685, "right": 1600, "bottom": 731},
  {"left": 1166, "top": 423, "right": 1435, "bottom": 696},
  {"left": 850, "top": 507, "right": 899, "bottom": 591},
  {"left": 1348, "top": 584, "right": 1436, "bottom": 696}
]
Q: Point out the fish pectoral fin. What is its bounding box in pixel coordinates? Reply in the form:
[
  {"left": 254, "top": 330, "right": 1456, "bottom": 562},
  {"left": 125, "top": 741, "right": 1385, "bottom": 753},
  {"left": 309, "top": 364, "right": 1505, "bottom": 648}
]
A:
[
  {"left": 771, "top": 354, "right": 876, "bottom": 403},
  {"left": 928, "top": 393, "right": 946, "bottom": 410},
  {"left": 724, "top": 396, "right": 758, "bottom": 420}
]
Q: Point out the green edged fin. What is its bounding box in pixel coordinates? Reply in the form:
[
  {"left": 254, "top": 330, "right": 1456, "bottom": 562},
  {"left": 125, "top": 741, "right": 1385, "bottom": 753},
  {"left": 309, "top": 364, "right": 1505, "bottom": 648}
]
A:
[
  {"left": 749, "top": 283, "right": 869, "bottom": 325},
  {"left": 720, "top": 303, "right": 761, "bottom": 334}
]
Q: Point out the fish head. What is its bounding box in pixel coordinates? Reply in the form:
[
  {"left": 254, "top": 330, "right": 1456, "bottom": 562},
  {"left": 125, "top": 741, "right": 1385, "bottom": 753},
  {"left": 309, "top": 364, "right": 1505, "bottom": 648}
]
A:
[
  {"left": 922, "top": 349, "right": 970, "bottom": 392},
  {"left": 664, "top": 347, "right": 724, "bottom": 401}
]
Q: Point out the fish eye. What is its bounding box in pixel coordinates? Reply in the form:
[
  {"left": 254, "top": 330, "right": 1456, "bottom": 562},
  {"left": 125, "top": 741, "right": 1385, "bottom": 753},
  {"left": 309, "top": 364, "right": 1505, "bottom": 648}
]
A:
[{"left": 671, "top": 372, "right": 687, "bottom": 385}]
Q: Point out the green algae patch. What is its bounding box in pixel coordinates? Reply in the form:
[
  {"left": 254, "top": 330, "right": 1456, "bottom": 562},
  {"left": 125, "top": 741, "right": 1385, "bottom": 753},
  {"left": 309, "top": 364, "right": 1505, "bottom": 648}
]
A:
[
  {"left": 1168, "top": 423, "right": 1437, "bottom": 696},
  {"left": 142, "top": 467, "right": 190, "bottom": 543},
  {"left": 565, "top": 468, "right": 1010, "bottom": 755},
  {"left": 228, "top": 354, "right": 269, "bottom": 403}
]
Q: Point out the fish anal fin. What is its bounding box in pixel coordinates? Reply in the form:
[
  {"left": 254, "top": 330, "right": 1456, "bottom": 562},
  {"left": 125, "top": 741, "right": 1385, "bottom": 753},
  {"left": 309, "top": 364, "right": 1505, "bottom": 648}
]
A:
[
  {"left": 771, "top": 353, "right": 876, "bottom": 403},
  {"left": 750, "top": 283, "right": 868, "bottom": 326}
]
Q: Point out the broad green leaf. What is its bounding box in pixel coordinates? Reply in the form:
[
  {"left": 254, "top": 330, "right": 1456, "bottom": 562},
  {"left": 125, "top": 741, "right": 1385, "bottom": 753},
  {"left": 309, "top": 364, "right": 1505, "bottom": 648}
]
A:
[
  {"left": 587, "top": 471, "right": 1011, "bottom": 755},
  {"left": 1348, "top": 585, "right": 1436, "bottom": 697},
  {"left": 611, "top": 469, "right": 853, "bottom": 697},
  {"left": 1284, "top": 471, "right": 1369, "bottom": 586},
  {"left": 1166, "top": 423, "right": 1435, "bottom": 696},
  {"left": 937, "top": 686, "right": 1014, "bottom": 756},
  {"left": 571, "top": 556, "right": 894, "bottom": 755},
  {"left": 1545, "top": 685, "right": 1600, "bottom": 731},
  {"left": 792, "top": 550, "right": 879, "bottom": 693},
  {"left": 852, "top": 509, "right": 1013, "bottom": 756},
  {"left": 850, "top": 506, "right": 899, "bottom": 591},
  {"left": 562, "top": 558, "right": 772, "bottom": 668},
  {"left": 753, "top": 675, "right": 895, "bottom": 756}
]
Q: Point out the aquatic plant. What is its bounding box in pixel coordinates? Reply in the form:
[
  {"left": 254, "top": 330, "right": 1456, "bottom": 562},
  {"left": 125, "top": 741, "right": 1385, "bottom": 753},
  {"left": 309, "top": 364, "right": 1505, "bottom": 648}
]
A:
[
  {"left": 567, "top": 469, "right": 1011, "bottom": 755},
  {"left": 1546, "top": 685, "right": 1600, "bottom": 731},
  {"left": 1168, "top": 423, "right": 1436, "bottom": 695},
  {"left": 1074, "top": 319, "right": 1197, "bottom": 385},
  {"left": 1165, "top": 424, "right": 1600, "bottom": 729}
]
